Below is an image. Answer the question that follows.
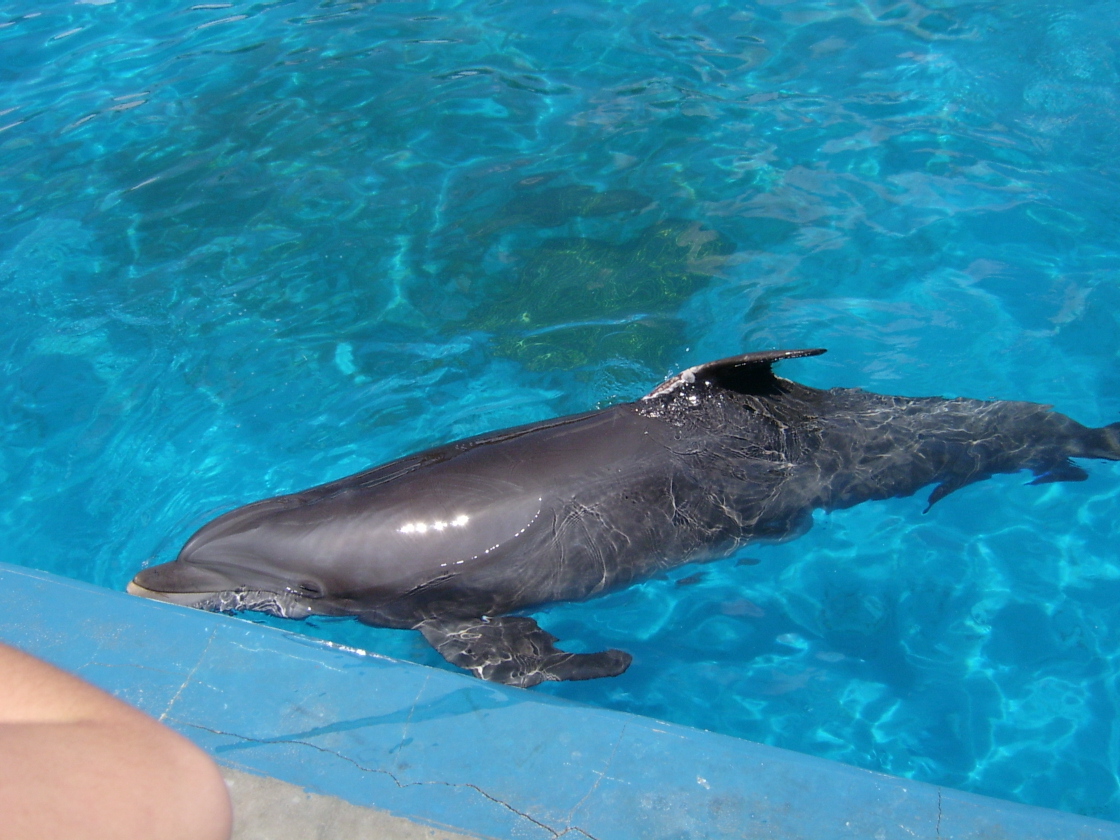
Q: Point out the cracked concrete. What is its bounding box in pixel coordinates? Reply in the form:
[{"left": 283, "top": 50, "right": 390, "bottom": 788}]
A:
[
  {"left": 222, "top": 767, "right": 488, "bottom": 840},
  {"left": 181, "top": 720, "right": 599, "bottom": 839},
  {"left": 563, "top": 723, "right": 627, "bottom": 827},
  {"left": 160, "top": 625, "right": 219, "bottom": 722}
]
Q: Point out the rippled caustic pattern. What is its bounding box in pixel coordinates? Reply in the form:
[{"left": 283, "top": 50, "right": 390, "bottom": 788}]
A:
[{"left": 3, "top": 0, "right": 1120, "bottom": 821}]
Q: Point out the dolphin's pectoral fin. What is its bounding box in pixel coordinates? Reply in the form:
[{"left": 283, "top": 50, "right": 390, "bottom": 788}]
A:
[
  {"left": 924, "top": 478, "right": 969, "bottom": 512},
  {"left": 416, "top": 615, "right": 633, "bottom": 688}
]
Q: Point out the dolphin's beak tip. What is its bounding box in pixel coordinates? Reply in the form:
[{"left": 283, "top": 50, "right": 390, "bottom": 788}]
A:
[{"left": 127, "top": 579, "right": 165, "bottom": 600}]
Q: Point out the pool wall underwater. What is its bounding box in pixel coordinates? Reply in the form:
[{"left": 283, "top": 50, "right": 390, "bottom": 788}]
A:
[{"left": 2, "top": 561, "right": 1117, "bottom": 840}]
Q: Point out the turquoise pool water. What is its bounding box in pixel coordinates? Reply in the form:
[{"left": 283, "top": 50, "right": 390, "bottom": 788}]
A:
[{"left": 3, "top": 0, "right": 1120, "bottom": 821}]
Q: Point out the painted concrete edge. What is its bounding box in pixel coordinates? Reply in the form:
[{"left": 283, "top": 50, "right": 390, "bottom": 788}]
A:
[{"left": 1, "top": 561, "right": 1117, "bottom": 840}]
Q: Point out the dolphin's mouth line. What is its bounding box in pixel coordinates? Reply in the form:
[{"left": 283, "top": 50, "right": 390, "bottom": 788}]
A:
[
  {"left": 126, "top": 580, "right": 212, "bottom": 604},
  {"left": 127, "top": 581, "right": 316, "bottom": 619}
]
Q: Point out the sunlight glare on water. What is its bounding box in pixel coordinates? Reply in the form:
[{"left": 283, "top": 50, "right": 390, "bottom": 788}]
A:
[{"left": 3, "top": 0, "right": 1120, "bottom": 821}]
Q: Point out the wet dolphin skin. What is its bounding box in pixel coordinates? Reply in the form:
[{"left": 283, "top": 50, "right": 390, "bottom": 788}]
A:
[{"left": 129, "top": 349, "right": 1120, "bottom": 686}]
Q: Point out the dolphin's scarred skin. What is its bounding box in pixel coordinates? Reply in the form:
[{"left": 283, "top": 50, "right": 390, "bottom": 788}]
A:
[{"left": 129, "top": 349, "right": 1120, "bottom": 686}]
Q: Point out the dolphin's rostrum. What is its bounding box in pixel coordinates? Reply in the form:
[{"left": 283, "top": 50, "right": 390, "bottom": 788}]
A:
[{"left": 129, "top": 349, "right": 1120, "bottom": 686}]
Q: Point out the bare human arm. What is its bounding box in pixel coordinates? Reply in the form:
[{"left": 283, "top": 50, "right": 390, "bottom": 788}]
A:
[{"left": 0, "top": 641, "right": 232, "bottom": 840}]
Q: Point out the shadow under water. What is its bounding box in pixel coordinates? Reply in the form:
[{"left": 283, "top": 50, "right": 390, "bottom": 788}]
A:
[
  {"left": 465, "top": 217, "right": 738, "bottom": 372},
  {"left": 467, "top": 182, "right": 654, "bottom": 236}
]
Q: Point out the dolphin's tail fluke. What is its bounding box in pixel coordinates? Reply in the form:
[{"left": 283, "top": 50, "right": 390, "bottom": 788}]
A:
[
  {"left": 1029, "top": 421, "right": 1120, "bottom": 487},
  {"left": 1079, "top": 422, "right": 1120, "bottom": 461}
]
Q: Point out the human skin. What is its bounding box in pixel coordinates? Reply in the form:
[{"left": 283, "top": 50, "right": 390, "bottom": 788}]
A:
[{"left": 0, "top": 641, "right": 232, "bottom": 840}]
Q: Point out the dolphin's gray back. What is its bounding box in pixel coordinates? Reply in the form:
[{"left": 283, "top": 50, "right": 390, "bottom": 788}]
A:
[
  {"left": 360, "top": 402, "right": 758, "bottom": 624},
  {"left": 216, "top": 405, "right": 686, "bottom": 625},
  {"left": 644, "top": 372, "right": 1110, "bottom": 521},
  {"left": 342, "top": 369, "right": 1117, "bottom": 625},
  {"left": 149, "top": 350, "right": 1120, "bottom": 625},
  {"left": 130, "top": 349, "right": 1120, "bottom": 686},
  {"left": 787, "top": 385, "right": 1103, "bottom": 510}
]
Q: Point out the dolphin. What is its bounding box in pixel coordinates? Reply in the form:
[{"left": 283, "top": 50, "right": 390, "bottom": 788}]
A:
[{"left": 128, "top": 349, "right": 1120, "bottom": 686}]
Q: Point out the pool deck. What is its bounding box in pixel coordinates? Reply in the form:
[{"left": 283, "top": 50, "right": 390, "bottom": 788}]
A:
[{"left": 2, "top": 561, "right": 1118, "bottom": 840}]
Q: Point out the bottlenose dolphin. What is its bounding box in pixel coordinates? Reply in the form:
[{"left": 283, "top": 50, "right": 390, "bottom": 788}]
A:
[{"left": 129, "top": 349, "right": 1120, "bottom": 686}]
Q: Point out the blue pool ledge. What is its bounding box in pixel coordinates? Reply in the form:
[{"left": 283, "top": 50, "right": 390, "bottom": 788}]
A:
[{"left": 1, "top": 561, "right": 1117, "bottom": 840}]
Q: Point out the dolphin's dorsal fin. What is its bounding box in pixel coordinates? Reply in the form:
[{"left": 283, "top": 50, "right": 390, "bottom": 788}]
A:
[{"left": 643, "top": 348, "right": 826, "bottom": 400}]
